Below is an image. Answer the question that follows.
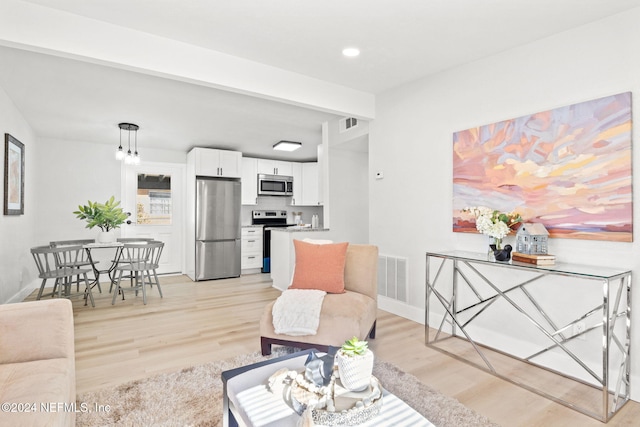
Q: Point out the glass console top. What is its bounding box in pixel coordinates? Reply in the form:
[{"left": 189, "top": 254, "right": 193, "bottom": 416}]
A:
[{"left": 427, "top": 250, "right": 630, "bottom": 280}]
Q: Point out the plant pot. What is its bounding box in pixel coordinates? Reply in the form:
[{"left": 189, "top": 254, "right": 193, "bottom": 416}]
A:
[
  {"left": 97, "top": 230, "right": 115, "bottom": 244},
  {"left": 336, "top": 349, "right": 374, "bottom": 392}
]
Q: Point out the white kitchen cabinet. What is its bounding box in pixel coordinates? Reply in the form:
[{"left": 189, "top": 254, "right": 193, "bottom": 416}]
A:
[
  {"left": 241, "top": 227, "right": 263, "bottom": 270},
  {"left": 191, "top": 147, "right": 242, "bottom": 178},
  {"left": 289, "top": 162, "right": 319, "bottom": 206},
  {"left": 301, "top": 162, "right": 320, "bottom": 205},
  {"left": 291, "top": 162, "right": 303, "bottom": 205},
  {"left": 257, "top": 159, "right": 293, "bottom": 176},
  {"left": 241, "top": 157, "right": 258, "bottom": 205},
  {"left": 256, "top": 159, "right": 273, "bottom": 175}
]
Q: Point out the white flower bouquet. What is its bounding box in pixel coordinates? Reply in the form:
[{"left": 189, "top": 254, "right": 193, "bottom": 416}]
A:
[{"left": 462, "top": 206, "right": 522, "bottom": 247}]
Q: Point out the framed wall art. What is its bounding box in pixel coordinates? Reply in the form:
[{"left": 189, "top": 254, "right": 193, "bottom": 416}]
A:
[
  {"left": 453, "top": 92, "right": 632, "bottom": 242},
  {"left": 4, "top": 133, "right": 25, "bottom": 215}
]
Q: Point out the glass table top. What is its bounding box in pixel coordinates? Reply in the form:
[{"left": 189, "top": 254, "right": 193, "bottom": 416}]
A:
[{"left": 426, "top": 250, "right": 631, "bottom": 280}]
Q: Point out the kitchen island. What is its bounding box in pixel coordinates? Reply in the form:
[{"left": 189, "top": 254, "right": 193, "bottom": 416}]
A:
[{"left": 269, "top": 227, "right": 335, "bottom": 290}]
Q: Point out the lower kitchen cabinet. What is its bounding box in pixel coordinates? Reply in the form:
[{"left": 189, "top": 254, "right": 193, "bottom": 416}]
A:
[{"left": 241, "top": 227, "right": 263, "bottom": 271}]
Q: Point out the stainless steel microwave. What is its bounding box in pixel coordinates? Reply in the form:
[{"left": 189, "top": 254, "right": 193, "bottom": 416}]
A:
[{"left": 257, "top": 174, "right": 293, "bottom": 196}]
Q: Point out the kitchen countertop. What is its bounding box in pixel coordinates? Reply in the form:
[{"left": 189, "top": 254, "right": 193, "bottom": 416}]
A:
[
  {"left": 241, "top": 224, "right": 264, "bottom": 228},
  {"left": 269, "top": 226, "right": 329, "bottom": 232}
]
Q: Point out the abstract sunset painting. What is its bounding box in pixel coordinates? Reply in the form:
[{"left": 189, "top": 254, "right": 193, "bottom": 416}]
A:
[{"left": 453, "top": 92, "right": 632, "bottom": 242}]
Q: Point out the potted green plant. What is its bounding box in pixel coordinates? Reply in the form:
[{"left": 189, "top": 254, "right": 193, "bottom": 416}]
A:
[
  {"left": 73, "top": 196, "right": 128, "bottom": 243},
  {"left": 335, "top": 336, "right": 374, "bottom": 392}
]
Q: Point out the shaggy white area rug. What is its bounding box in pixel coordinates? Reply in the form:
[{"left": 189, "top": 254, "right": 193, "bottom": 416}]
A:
[{"left": 76, "top": 349, "right": 500, "bottom": 427}]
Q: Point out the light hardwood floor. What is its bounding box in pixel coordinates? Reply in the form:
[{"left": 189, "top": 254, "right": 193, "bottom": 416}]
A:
[{"left": 25, "top": 274, "right": 639, "bottom": 426}]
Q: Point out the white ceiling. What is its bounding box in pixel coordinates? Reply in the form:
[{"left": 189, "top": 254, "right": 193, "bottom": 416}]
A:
[
  {"left": 2, "top": 0, "right": 640, "bottom": 160},
  {"left": 0, "top": 45, "right": 337, "bottom": 160}
]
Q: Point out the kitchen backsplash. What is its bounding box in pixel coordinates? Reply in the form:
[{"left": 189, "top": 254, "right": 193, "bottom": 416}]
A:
[{"left": 241, "top": 196, "right": 323, "bottom": 226}]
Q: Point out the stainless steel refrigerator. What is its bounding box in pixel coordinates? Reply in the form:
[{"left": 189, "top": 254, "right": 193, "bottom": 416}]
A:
[{"left": 195, "top": 177, "right": 241, "bottom": 280}]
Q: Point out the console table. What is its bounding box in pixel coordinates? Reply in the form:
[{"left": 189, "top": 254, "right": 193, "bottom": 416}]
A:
[{"left": 425, "top": 251, "right": 631, "bottom": 422}]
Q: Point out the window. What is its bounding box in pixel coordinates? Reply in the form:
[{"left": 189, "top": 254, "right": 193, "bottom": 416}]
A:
[{"left": 136, "top": 174, "right": 171, "bottom": 225}]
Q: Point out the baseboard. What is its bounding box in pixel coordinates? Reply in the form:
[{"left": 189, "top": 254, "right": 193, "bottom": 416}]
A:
[
  {"left": 6, "top": 279, "right": 39, "bottom": 304},
  {"left": 272, "top": 282, "right": 287, "bottom": 292},
  {"left": 631, "top": 373, "right": 640, "bottom": 402},
  {"left": 377, "top": 295, "right": 424, "bottom": 324}
]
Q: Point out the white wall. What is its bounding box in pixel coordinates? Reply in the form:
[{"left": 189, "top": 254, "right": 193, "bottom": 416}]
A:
[
  {"left": 328, "top": 146, "right": 369, "bottom": 243},
  {"left": 0, "top": 84, "right": 37, "bottom": 303},
  {"left": 370, "top": 9, "right": 640, "bottom": 396},
  {"left": 35, "top": 138, "right": 122, "bottom": 245},
  {"left": 326, "top": 119, "right": 370, "bottom": 244}
]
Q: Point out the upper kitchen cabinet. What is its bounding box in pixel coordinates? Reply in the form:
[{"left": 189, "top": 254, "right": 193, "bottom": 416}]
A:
[
  {"left": 190, "top": 147, "right": 242, "bottom": 178},
  {"left": 301, "top": 162, "right": 320, "bottom": 205},
  {"left": 291, "top": 162, "right": 303, "bottom": 205},
  {"left": 257, "top": 159, "right": 293, "bottom": 176},
  {"left": 241, "top": 157, "right": 258, "bottom": 205},
  {"left": 291, "top": 162, "right": 320, "bottom": 206}
]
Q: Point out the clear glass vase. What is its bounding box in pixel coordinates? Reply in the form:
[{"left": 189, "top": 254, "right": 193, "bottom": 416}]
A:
[{"left": 487, "top": 236, "right": 502, "bottom": 261}]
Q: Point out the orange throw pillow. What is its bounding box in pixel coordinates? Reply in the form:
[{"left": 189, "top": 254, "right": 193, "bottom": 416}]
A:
[{"left": 290, "top": 240, "right": 349, "bottom": 293}]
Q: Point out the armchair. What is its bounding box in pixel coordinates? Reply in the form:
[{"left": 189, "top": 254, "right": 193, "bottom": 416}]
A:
[{"left": 260, "top": 243, "right": 378, "bottom": 355}]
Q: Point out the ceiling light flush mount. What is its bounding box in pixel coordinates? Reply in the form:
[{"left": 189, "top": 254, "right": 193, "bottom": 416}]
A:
[
  {"left": 273, "top": 140, "right": 302, "bottom": 152},
  {"left": 342, "top": 47, "right": 360, "bottom": 57},
  {"left": 117, "top": 123, "right": 140, "bottom": 165}
]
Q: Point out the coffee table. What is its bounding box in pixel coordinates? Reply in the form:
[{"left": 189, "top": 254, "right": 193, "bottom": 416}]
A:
[{"left": 222, "top": 349, "right": 434, "bottom": 427}]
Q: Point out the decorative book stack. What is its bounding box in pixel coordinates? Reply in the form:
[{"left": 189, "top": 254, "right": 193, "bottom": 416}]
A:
[{"left": 512, "top": 252, "right": 556, "bottom": 265}]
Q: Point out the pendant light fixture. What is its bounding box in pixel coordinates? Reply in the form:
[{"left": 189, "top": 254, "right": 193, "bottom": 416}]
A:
[{"left": 116, "top": 123, "right": 140, "bottom": 164}]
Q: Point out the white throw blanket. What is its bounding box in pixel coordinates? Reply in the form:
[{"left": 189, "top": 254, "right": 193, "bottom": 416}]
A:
[{"left": 272, "top": 289, "right": 326, "bottom": 336}]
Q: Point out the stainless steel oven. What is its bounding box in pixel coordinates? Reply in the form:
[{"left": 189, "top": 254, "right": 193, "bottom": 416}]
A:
[
  {"left": 252, "top": 210, "right": 292, "bottom": 273},
  {"left": 257, "top": 174, "right": 293, "bottom": 196}
]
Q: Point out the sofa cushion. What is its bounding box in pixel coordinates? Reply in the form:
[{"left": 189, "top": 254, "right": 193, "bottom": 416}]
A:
[
  {"left": 319, "top": 292, "right": 377, "bottom": 341},
  {"left": 289, "top": 240, "right": 349, "bottom": 293},
  {"left": 0, "top": 299, "right": 76, "bottom": 427},
  {"left": 0, "top": 358, "right": 75, "bottom": 426},
  {"left": 0, "top": 299, "right": 74, "bottom": 364},
  {"left": 261, "top": 291, "right": 376, "bottom": 347}
]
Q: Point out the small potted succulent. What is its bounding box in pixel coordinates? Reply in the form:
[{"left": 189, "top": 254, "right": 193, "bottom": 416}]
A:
[
  {"left": 73, "top": 196, "right": 128, "bottom": 243},
  {"left": 335, "top": 336, "right": 374, "bottom": 392}
]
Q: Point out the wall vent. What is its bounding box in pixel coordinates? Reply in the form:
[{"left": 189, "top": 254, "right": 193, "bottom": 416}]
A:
[
  {"left": 340, "top": 117, "right": 359, "bottom": 133},
  {"left": 377, "top": 254, "right": 408, "bottom": 302}
]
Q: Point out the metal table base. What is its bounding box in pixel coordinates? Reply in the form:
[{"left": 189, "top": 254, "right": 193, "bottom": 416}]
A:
[
  {"left": 83, "top": 242, "right": 124, "bottom": 295},
  {"left": 425, "top": 251, "right": 631, "bottom": 422}
]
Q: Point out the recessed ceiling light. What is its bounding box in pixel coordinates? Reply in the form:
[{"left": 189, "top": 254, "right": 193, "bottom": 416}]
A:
[
  {"left": 342, "top": 47, "right": 360, "bottom": 57},
  {"left": 273, "top": 140, "right": 302, "bottom": 151}
]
